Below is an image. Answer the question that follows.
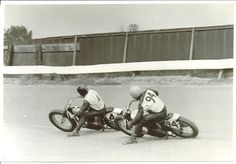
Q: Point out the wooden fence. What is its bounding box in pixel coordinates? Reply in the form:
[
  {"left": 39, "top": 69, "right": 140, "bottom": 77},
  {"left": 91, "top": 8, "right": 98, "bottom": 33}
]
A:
[
  {"left": 4, "top": 25, "right": 233, "bottom": 66},
  {"left": 4, "top": 43, "right": 80, "bottom": 66}
]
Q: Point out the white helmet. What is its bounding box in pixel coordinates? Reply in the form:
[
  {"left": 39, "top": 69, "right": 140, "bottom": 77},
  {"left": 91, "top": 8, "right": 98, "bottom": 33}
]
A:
[{"left": 129, "top": 85, "right": 143, "bottom": 99}]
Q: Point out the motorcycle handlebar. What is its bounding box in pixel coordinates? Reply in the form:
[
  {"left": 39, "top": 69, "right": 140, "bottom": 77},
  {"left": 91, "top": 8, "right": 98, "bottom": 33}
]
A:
[
  {"left": 127, "top": 99, "right": 138, "bottom": 109},
  {"left": 65, "top": 96, "right": 83, "bottom": 108},
  {"left": 124, "top": 99, "right": 138, "bottom": 114}
]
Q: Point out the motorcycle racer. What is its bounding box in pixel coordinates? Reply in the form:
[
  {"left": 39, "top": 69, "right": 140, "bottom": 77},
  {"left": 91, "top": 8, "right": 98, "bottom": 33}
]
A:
[
  {"left": 67, "top": 85, "right": 106, "bottom": 137},
  {"left": 124, "top": 85, "right": 169, "bottom": 144}
]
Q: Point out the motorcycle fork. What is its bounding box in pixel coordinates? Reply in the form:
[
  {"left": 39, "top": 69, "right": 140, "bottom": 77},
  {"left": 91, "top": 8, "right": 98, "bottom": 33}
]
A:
[
  {"left": 61, "top": 108, "right": 74, "bottom": 124},
  {"left": 60, "top": 110, "right": 68, "bottom": 124}
]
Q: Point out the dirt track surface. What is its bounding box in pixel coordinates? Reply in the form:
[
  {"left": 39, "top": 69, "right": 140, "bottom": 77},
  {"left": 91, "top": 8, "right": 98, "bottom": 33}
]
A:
[{"left": 1, "top": 84, "right": 233, "bottom": 162}]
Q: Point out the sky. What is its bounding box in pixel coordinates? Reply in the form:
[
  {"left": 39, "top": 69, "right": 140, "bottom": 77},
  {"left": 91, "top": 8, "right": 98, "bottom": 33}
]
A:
[{"left": 3, "top": 3, "right": 234, "bottom": 39}]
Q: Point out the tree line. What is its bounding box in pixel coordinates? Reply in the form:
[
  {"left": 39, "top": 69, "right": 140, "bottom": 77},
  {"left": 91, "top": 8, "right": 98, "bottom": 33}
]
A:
[{"left": 4, "top": 25, "right": 33, "bottom": 45}]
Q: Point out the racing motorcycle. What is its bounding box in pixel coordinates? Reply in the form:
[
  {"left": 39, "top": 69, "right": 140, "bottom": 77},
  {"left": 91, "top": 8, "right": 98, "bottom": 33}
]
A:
[
  {"left": 49, "top": 97, "right": 123, "bottom": 132},
  {"left": 114, "top": 100, "right": 199, "bottom": 138}
]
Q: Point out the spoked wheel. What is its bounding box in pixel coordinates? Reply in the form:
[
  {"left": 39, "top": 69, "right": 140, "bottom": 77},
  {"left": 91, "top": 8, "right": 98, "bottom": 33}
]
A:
[
  {"left": 171, "top": 116, "right": 199, "bottom": 138},
  {"left": 49, "top": 109, "right": 77, "bottom": 132},
  {"left": 114, "top": 116, "right": 135, "bottom": 136}
]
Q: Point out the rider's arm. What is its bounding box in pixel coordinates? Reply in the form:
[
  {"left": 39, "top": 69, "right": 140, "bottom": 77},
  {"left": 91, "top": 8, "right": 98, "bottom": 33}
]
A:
[
  {"left": 130, "top": 104, "right": 144, "bottom": 126},
  {"left": 75, "top": 100, "right": 90, "bottom": 117}
]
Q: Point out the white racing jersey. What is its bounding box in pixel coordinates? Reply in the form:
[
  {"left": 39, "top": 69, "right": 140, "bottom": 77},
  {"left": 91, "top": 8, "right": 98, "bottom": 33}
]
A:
[
  {"left": 140, "top": 89, "right": 165, "bottom": 113},
  {"left": 84, "top": 90, "right": 105, "bottom": 110}
]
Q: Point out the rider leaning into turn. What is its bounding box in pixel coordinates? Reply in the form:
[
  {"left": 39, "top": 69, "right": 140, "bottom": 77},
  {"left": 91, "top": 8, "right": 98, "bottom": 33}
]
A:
[
  {"left": 67, "top": 85, "right": 106, "bottom": 137},
  {"left": 124, "top": 85, "right": 170, "bottom": 144}
]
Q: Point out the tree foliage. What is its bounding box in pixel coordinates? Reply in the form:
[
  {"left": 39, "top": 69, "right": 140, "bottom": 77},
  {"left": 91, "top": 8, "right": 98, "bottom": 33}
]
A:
[
  {"left": 4, "top": 25, "right": 32, "bottom": 45},
  {"left": 128, "top": 24, "right": 139, "bottom": 32}
]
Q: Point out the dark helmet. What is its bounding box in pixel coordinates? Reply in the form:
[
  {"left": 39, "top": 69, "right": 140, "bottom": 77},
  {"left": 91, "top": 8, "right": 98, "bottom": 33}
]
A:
[{"left": 77, "top": 85, "right": 88, "bottom": 97}]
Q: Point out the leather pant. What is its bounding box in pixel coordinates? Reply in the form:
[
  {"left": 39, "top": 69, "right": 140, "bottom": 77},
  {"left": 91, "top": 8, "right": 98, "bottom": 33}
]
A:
[
  {"left": 74, "top": 107, "right": 106, "bottom": 132},
  {"left": 133, "top": 107, "right": 167, "bottom": 137}
]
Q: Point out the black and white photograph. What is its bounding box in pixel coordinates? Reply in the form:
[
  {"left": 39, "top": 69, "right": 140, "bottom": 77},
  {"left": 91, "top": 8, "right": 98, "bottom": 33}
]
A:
[{"left": 0, "top": 1, "right": 234, "bottom": 163}]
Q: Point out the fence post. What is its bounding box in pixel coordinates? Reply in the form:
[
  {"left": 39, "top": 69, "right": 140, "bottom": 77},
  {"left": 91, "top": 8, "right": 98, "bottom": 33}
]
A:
[
  {"left": 217, "top": 69, "right": 224, "bottom": 80},
  {"left": 35, "top": 44, "right": 43, "bottom": 65},
  {"left": 123, "top": 32, "right": 129, "bottom": 63},
  {"left": 73, "top": 35, "right": 78, "bottom": 65},
  {"left": 189, "top": 28, "right": 195, "bottom": 60},
  {"left": 7, "top": 43, "right": 14, "bottom": 66},
  {"left": 188, "top": 28, "right": 195, "bottom": 75}
]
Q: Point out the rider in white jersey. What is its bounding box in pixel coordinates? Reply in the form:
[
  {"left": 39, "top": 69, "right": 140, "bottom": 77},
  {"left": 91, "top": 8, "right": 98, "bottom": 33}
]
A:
[
  {"left": 141, "top": 89, "right": 165, "bottom": 113},
  {"left": 85, "top": 90, "right": 105, "bottom": 110},
  {"left": 68, "top": 86, "right": 106, "bottom": 137},
  {"left": 124, "top": 85, "right": 168, "bottom": 144}
]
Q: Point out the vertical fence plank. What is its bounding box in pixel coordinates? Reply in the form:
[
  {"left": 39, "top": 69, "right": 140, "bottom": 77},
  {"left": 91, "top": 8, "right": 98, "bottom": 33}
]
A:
[
  {"left": 218, "top": 70, "right": 224, "bottom": 79},
  {"left": 123, "top": 32, "right": 129, "bottom": 63},
  {"left": 4, "top": 46, "right": 8, "bottom": 65},
  {"left": 7, "top": 44, "right": 14, "bottom": 66},
  {"left": 149, "top": 34, "right": 153, "bottom": 60},
  {"left": 35, "top": 44, "right": 43, "bottom": 65},
  {"left": 189, "top": 28, "right": 195, "bottom": 60},
  {"left": 73, "top": 35, "right": 78, "bottom": 65}
]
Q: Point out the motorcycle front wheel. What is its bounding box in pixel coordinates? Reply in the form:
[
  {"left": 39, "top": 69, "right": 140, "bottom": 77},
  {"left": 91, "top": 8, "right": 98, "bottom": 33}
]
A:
[
  {"left": 170, "top": 116, "right": 199, "bottom": 138},
  {"left": 48, "top": 109, "right": 77, "bottom": 132},
  {"left": 114, "top": 115, "right": 134, "bottom": 136}
]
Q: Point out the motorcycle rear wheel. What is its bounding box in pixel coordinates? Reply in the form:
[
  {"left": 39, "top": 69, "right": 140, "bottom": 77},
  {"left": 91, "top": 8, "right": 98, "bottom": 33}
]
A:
[
  {"left": 48, "top": 109, "right": 77, "bottom": 132},
  {"left": 171, "top": 116, "right": 199, "bottom": 138}
]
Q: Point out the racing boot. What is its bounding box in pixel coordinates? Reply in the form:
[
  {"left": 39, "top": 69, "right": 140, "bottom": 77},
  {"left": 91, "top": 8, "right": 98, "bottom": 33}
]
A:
[
  {"left": 122, "top": 134, "right": 138, "bottom": 145},
  {"left": 67, "top": 130, "right": 80, "bottom": 137},
  {"left": 67, "top": 120, "right": 83, "bottom": 137}
]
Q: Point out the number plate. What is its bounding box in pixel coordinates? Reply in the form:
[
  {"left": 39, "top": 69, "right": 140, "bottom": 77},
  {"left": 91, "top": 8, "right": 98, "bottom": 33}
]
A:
[
  {"left": 164, "top": 113, "right": 181, "bottom": 129},
  {"left": 105, "top": 113, "right": 117, "bottom": 120}
]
